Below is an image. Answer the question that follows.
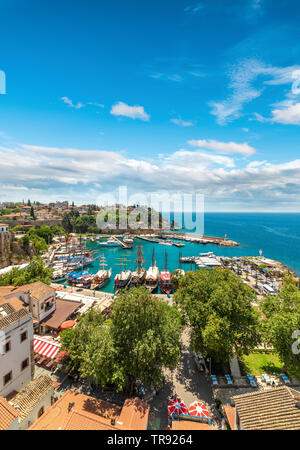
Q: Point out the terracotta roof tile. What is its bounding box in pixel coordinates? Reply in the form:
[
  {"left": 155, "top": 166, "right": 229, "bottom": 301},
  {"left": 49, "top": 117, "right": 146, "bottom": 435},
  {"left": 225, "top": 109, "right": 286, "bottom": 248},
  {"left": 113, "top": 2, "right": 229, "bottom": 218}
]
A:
[
  {"left": 233, "top": 386, "right": 300, "bottom": 430},
  {"left": 0, "top": 395, "right": 19, "bottom": 430},
  {"left": 172, "top": 419, "right": 213, "bottom": 430},
  {"left": 12, "top": 375, "right": 54, "bottom": 421},
  {"left": 20, "top": 282, "right": 55, "bottom": 301},
  {"left": 28, "top": 391, "right": 150, "bottom": 431},
  {"left": 223, "top": 404, "right": 235, "bottom": 430},
  {"left": 117, "top": 397, "right": 150, "bottom": 430},
  {"left": 0, "top": 304, "right": 30, "bottom": 330}
]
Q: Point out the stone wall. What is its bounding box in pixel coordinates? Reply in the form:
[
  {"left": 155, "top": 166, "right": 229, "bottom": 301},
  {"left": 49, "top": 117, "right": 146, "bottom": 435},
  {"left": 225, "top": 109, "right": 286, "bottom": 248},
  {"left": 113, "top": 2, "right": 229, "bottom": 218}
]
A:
[{"left": 0, "top": 231, "right": 37, "bottom": 268}]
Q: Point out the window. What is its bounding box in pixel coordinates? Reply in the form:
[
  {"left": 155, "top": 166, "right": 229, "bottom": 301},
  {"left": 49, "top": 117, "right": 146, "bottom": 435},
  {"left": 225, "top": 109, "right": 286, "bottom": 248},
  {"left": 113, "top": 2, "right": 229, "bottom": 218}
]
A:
[
  {"left": 21, "top": 358, "right": 29, "bottom": 371},
  {"left": 5, "top": 341, "right": 11, "bottom": 353},
  {"left": 3, "top": 371, "right": 12, "bottom": 385},
  {"left": 38, "top": 406, "right": 44, "bottom": 418},
  {"left": 20, "top": 331, "right": 28, "bottom": 343}
]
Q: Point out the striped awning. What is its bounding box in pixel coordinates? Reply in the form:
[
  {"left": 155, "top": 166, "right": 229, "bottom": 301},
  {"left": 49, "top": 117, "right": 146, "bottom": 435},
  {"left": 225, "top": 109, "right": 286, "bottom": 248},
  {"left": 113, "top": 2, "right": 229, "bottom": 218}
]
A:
[{"left": 33, "top": 335, "right": 62, "bottom": 360}]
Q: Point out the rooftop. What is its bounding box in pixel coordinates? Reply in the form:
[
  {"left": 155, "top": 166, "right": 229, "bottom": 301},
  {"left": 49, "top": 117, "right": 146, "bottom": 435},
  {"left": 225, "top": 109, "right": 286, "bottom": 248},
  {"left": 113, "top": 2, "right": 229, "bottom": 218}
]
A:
[
  {"left": 28, "top": 391, "right": 149, "bottom": 430},
  {"left": 0, "top": 395, "right": 19, "bottom": 430},
  {"left": 233, "top": 386, "right": 300, "bottom": 430},
  {"left": 0, "top": 303, "right": 31, "bottom": 330},
  {"left": 40, "top": 299, "right": 80, "bottom": 330},
  {"left": 11, "top": 375, "right": 54, "bottom": 421},
  {"left": 21, "top": 282, "right": 55, "bottom": 301},
  {"left": 171, "top": 418, "right": 213, "bottom": 430},
  {"left": 0, "top": 296, "right": 26, "bottom": 311}
]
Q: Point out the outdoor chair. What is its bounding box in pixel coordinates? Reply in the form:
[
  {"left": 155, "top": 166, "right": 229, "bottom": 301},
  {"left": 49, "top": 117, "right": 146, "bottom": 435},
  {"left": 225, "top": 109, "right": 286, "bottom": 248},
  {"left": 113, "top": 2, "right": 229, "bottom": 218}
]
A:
[
  {"left": 262, "top": 373, "right": 271, "bottom": 384},
  {"left": 225, "top": 374, "right": 233, "bottom": 385},
  {"left": 211, "top": 375, "right": 218, "bottom": 386},
  {"left": 246, "top": 374, "right": 257, "bottom": 387},
  {"left": 280, "top": 373, "right": 291, "bottom": 385}
]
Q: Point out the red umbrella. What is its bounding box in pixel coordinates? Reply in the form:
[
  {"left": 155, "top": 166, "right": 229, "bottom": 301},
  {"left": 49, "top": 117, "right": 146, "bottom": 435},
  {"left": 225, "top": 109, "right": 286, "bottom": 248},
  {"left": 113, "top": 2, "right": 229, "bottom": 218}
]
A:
[
  {"left": 168, "top": 397, "right": 188, "bottom": 416},
  {"left": 60, "top": 320, "right": 76, "bottom": 330},
  {"left": 188, "top": 401, "right": 210, "bottom": 418}
]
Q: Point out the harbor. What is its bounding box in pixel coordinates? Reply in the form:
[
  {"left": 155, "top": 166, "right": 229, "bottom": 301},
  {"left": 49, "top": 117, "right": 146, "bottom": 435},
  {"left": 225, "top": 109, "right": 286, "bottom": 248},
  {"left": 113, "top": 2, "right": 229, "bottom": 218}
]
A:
[{"left": 45, "top": 232, "right": 288, "bottom": 295}]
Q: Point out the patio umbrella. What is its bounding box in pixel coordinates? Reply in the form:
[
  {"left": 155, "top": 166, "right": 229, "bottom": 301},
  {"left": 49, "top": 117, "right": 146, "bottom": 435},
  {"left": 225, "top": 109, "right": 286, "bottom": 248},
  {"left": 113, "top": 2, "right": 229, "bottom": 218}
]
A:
[
  {"left": 188, "top": 401, "right": 210, "bottom": 418},
  {"left": 168, "top": 397, "right": 188, "bottom": 416},
  {"left": 60, "top": 320, "right": 76, "bottom": 330}
]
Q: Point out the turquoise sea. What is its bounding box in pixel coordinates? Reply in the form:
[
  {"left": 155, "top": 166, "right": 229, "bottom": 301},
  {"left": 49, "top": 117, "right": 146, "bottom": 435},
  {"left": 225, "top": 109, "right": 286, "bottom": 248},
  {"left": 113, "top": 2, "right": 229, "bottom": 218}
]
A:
[{"left": 81, "top": 213, "right": 300, "bottom": 293}]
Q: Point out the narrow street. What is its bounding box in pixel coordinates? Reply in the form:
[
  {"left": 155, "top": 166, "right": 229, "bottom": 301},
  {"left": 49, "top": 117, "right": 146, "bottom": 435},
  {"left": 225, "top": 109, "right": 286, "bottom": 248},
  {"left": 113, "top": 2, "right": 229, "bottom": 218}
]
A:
[{"left": 148, "top": 329, "right": 221, "bottom": 430}]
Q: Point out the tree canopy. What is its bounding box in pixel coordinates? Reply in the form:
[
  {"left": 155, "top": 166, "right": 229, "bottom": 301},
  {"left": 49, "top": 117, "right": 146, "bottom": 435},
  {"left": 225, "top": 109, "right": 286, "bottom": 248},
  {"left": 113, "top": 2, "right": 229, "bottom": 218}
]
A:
[
  {"left": 0, "top": 257, "right": 53, "bottom": 286},
  {"left": 60, "top": 287, "right": 182, "bottom": 392},
  {"left": 260, "top": 275, "right": 300, "bottom": 374},
  {"left": 174, "top": 268, "right": 261, "bottom": 363}
]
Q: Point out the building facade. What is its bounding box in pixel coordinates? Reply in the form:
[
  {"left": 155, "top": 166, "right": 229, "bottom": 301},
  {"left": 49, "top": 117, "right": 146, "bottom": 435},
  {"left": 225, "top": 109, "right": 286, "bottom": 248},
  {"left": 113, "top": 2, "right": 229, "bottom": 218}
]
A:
[{"left": 0, "top": 303, "right": 34, "bottom": 398}]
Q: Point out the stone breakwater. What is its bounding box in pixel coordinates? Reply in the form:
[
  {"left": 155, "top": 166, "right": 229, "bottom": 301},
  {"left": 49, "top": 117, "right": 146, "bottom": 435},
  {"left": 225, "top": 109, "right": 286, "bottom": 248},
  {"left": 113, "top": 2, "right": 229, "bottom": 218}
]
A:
[{"left": 163, "top": 233, "right": 240, "bottom": 247}]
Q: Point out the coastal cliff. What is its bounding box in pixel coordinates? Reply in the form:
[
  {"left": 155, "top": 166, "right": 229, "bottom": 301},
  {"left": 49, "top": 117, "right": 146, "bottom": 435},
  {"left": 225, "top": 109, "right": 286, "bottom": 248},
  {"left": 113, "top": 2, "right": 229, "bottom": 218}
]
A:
[{"left": 0, "top": 231, "right": 37, "bottom": 269}]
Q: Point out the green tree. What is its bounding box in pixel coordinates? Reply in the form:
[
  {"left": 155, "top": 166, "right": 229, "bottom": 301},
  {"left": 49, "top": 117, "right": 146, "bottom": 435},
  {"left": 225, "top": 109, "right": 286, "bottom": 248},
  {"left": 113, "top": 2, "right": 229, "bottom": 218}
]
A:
[
  {"left": 61, "top": 287, "right": 182, "bottom": 392},
  {"left": 74, "top": 214, "right": 96, "bottom": 233},
  {"left": 174, "top": 268, "right": 261, "bottom": 364},
  {"left": 62, "top": 210, "right": 79, "bottom": 233},
  {"left": 111, "top": 287, "right": 182, "bottom": 392},
  {"left": 0, "top": 257, "right": 53, "bottom": 286},
  {"left": 30, "top": 206, "right": 35, "bottom": 218},
  {"left": 260, "top": 276, "right": 300, "bottom": 374},
  {"left": 28, "top": 225, "right": 54, "bottom": 244}
]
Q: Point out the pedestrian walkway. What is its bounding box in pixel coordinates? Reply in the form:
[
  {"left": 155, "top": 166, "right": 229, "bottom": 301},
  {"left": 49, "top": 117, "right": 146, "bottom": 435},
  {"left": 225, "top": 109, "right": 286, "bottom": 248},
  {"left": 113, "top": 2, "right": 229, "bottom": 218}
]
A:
[
  {"left": 148, "top": 329, "right": 221, "bottom": 430},
  {"left": 229, "top": 356, "right": 241, "bottom": 378}
]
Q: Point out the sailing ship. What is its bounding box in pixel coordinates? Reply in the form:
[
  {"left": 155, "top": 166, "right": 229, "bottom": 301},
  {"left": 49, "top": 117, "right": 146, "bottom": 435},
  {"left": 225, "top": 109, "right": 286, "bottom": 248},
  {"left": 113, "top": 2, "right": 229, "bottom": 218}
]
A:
[
  {"left": 114, "top": 256, "right": 132, "bottom": 294},
  {"left": 159, "top": 250, "right": 173, "bottom": 295},
  {"left": 131, "top": 245, "right": 146, "bottom": 287},
  {"left": 91, "top": 254, "right": 112, "bottom": 290},
  {"left": 145, "top": 248, "right": 159, "bottom": 293}
]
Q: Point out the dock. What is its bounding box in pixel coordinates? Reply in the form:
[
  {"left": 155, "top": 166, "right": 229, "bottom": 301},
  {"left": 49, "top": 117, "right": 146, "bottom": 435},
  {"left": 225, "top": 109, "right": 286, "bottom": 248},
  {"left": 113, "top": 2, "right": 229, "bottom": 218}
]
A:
[
  {"left": 111, "top": 235, "right": 131, "bottom": 249},
  {"left": 162, "top": 232, "right": 239, "bottom": 247}
]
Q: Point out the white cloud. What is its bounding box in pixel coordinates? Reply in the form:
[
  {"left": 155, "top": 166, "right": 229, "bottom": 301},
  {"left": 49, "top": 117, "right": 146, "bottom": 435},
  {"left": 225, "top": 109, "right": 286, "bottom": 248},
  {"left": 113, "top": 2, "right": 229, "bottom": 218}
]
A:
[
  {"left": 86, "top": 102, "right": 104, "bottom": 108},
  {"left": 187, "top": 139, "right": 256, "bottom": 155},
  {"left": 210, "top": 59, "right": 300, "bottom": 125},
  {"left": 110, "top": 102, "right": 150, "bottom": 121},
  {"left": 271, "top": 102, "right": 300, "bottom": 125},
  {"left": 1, "top": 141, "right": 300, "bottom": 210},
  {"left": 254, "top": 102, "right": 300, "bottom": 125},
  {"left": 184, "top": 3, "right": 204, "bottom": 14},
  {"left": 61, "top": 96, "right": 84, "bottom": 109},
  {"left": 170, "top": 118, "right": 194, "bottom": 127}
]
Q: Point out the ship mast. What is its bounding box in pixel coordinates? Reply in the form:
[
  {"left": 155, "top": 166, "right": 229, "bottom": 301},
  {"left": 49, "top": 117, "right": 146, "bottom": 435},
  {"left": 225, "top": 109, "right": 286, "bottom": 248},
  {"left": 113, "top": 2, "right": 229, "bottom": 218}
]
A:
[
  {"left": 135, "top": 245, "right": 144, "bottom": 272},
  {"left": 152, "top": 247, "right": 155, "bottom": 267},
  {"left": 164, "top": 249, "right": 168, "bottom": 271}
]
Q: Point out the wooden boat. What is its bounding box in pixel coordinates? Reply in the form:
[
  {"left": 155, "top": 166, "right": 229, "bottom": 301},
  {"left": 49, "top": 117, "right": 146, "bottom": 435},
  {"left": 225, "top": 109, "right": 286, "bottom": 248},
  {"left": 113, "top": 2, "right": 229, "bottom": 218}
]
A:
[
  {"left": 114, "top": 256, "right": 132, "bottom": 294},
  {"left": 159, "top": 250, "right": 173, "bottom": 295},
  {"left": 90, "top": 254, "right": 112, "bottom": 290},
  {"left": 131, "top": 245, "right": 146, "bottom": 287},
  {"left": 145, "top": 264, "right": 159, "bottom": 293},
  {"left": 114, "top": 270, "right": 132, "bottom": 293}
]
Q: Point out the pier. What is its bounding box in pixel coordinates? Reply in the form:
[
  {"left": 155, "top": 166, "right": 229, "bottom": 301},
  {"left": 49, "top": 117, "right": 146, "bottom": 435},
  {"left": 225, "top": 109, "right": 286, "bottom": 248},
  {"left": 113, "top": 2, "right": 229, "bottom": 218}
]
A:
[
  {"left": 111, "top": 235, "right": 132, "bottom": 249},
  {"left": 162, "top": 232, "right": 239, "bottom": 247}
]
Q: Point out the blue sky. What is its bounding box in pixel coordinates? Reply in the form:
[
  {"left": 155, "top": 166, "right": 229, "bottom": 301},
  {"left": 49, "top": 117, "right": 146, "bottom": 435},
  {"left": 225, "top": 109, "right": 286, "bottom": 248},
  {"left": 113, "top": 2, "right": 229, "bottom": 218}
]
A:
[{"left": 1, "top": 0, "right": 300, "bottom": 210}]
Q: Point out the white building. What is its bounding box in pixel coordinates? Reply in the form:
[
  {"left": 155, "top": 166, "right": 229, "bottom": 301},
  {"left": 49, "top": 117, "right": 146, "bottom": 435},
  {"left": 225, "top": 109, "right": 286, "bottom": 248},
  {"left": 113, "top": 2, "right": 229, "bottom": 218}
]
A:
[
  {"left": 0, "top": 224, "right": 8, "bottom": 233},
  {"left": 0, "top": 375, "right": 54, "bottom": 430},
  {"left": 0, "top": 303, "right": 34, "bottom": 398},
  {"left": 15, "top": 282, "right": 56, "bottom": 333}
]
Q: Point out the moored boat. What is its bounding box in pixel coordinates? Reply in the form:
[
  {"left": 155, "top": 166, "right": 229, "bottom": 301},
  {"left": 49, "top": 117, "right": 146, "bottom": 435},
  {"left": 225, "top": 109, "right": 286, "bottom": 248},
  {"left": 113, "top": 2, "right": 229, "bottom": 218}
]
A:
[
  {"left": 114, "top": 270, "right": 132, "bottom": 293},
  {"left": 159, "top": 250, "right": 173, "bottom": 295},
  {"left": 131, "top": 244, "right": 146, "bottom": 287},
  {"left": 98, "top": 237, "right": 121, "bottom": 247},
  {"left": 90, "top": 254, "right": 112, "bottom": 290}
]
